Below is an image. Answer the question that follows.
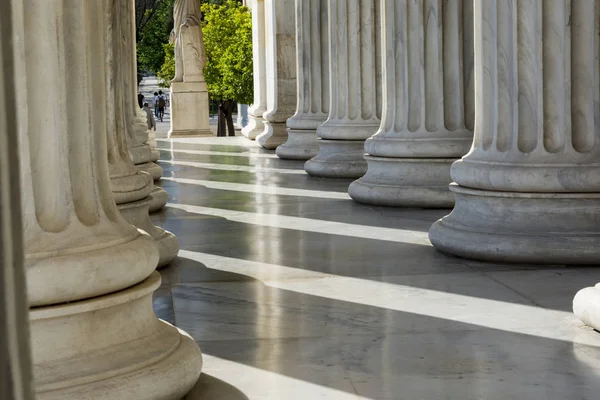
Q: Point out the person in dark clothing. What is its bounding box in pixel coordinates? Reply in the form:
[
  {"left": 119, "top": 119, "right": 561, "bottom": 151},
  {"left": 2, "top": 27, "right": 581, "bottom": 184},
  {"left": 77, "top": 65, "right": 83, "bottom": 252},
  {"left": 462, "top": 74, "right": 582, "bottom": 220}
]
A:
[
  {"left": 157, "top": 90, "right": 166, "bottom": 122},
  {"left": 153, "top": 91, "right": 159, "bottom": 117},
  {"left": 137, "top": 91, "right": 144, "bottom": 109}
]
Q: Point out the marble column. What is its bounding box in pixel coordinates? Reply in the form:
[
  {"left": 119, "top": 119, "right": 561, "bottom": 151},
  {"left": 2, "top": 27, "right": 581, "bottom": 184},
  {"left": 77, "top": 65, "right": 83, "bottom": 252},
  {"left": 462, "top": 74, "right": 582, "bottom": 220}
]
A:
[
  {"left": 0, "top": 2, "right": 34, "bottom": 397},
  {"left": 123, "top": 0, "right": 169, "bottom": 213},
  {"left": 242, "top": 0, "right": 267, "bottom": 140},
  {"left": 349, "top": 0, "right": 474, "bottom": 206},
  {"left": 108, "top": 0, "right": 179, "bottom": 267},
  {"left": 305, "top": 0, "right": 381, "bottom": 178},
  {"left": 276, "top": 0, "right": 329, "bottom": 161},
  {"left": 255, "top": 0, "right": 297, "bottom": 150},
  {"left": 429, "top": 0, "right": 600, "bottom": 263},
  {"left": 13, "top": 0, "right": 202, "bottom": 398}
]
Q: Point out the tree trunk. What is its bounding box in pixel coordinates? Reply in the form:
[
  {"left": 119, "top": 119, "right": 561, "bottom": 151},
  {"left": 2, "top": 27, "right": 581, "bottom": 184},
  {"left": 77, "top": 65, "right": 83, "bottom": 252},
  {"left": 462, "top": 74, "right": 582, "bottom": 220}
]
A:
[{"left": 217, "top": 100, "right": 236, "bottom": 137}]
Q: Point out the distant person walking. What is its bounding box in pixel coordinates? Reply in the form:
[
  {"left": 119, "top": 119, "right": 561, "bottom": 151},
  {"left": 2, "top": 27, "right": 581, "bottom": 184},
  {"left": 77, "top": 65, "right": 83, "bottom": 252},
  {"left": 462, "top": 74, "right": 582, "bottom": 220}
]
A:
[
  {"left": 137, "top": 91, "right": 144, "bottom": 109},
  {"left": 157, "top": 90, "right": 167, "bottom": 122},
  {"left": 143, "top": 103, "right": 156, "bottom": 131},
  {"left": 153, "top": 91, "right": 159, "bottom": 117}
]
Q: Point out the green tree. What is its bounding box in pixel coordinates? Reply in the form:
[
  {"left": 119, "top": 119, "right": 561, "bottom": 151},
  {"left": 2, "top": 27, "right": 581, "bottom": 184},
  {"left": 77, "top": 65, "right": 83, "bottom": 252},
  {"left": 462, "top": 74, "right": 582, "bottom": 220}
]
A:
[
  {"left": 136, "top": 0, "right": 174, "bottom": 74},
  {"left": 157, "top": 43, "right": 175, "bottom": 87},
  {"left": 202, "top": 0, "right": 253, "bottom": 136}
]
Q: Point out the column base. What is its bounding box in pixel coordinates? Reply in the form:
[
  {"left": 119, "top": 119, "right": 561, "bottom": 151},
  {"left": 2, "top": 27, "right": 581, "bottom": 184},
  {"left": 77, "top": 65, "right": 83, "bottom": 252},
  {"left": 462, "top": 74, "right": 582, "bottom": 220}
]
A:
[
  {"left": 276, "top": 129, "right": 319, "bottom": 160},
  {"left": 168, "top": 128, "right": 213, "bottom": 138},
  {"left": 429, "top": 184, "right": 600, "bottom": 264},
  {"left": 149, "top": 186, "right": 169, "bottom": 213},
  {"left": 348, "top": 156, "right": 455, "bottom": 207},
  {"left": 304, "top": 139, "right": 367, "bottom": 179},
  {"left": 241, "top": 115, "right": 265, "bottom": 140},
  {"left": 129, "top": 144, "right": 153, "bottom": 166},
  {"left": 256, "top": 121, "right": 288, "bottom": 150},
  {"left": 137, "top": 161, "right": 163, "bottom": 181},
  {"left": 118, "top": 197, "right": 179, "bottom": 268},
  {"left": 32, "top": 272, "right": 202, "bottom": 400},
  {"left": 573, "top": 284, "right": 600, "bottom": 331}
]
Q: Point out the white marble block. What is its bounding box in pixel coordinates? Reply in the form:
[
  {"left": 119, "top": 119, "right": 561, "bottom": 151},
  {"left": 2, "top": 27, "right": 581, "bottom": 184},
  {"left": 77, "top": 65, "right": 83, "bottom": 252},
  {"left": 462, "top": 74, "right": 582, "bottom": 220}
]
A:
[
  {"left": 305, "top": 0, "right": 382, "bottom": 178},
  {"left": 429, "top": 0, "right": 600, "bottom": 264},
  {"left": 349, "top": 0, "right": 474, "bottom": 207},
  {"left": 169, "top": 82, "right": 212, "bottom": 137}
]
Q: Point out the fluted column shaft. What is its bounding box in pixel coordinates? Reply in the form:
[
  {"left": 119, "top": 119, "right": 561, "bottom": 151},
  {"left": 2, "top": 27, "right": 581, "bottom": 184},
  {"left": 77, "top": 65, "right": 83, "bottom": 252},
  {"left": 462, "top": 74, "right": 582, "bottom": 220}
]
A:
[
  {"left": 276, "top": 0, "right": 329, "bottom": 160},
  {"left": 242, "top": 0, "right": 267, "bottom": 140},
  {"left": 0, "top": 1, "right": 34, "bottom": 396},
  {"left": 108, "top": 0, "right": 179, "bottom": 267},
  {"left": 255, "top": 0, "right": 297, "bottom": 150},
  {"left": 121, "top": 0, "right": 168, "bottom": 212},
  {"left": 305, "top": 0, "right": 381, "bottom": 178},
  {"left": 430, "top": 0, "right": 600, "bottom": 264},
  {"left": 349, "top": 0, "right": 474, "bottom": 207}
]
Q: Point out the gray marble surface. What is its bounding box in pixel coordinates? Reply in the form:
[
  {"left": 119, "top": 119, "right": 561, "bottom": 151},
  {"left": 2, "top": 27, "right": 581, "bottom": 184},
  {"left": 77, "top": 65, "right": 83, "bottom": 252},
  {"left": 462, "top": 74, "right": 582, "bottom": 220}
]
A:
[{"left": 153, "top": 136, "right": 600, "bottom": 400}]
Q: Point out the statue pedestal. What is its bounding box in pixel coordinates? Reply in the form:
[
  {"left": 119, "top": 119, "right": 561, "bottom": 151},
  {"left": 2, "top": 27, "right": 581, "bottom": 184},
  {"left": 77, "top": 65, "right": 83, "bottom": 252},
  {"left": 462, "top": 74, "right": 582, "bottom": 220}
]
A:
[{"left": 169, "top": 82, "right": 212, "bottom": 137}]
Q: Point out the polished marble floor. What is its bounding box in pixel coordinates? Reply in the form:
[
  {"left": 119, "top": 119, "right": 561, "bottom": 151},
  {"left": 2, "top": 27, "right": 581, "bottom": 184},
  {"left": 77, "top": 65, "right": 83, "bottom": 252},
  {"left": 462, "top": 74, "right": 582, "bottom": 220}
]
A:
[{"left": 151, "top": 135, "right": 600, "bottom": 400}]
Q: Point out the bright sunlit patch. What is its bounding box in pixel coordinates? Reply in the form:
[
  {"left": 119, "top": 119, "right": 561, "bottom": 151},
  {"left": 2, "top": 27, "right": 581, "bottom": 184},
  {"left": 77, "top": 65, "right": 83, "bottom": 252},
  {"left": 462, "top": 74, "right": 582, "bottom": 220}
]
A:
[
  {"left": 160, "top": 159, "right": 306, "bottom": 174},
  {"left": 168, "top": 203, "right": 429, "bottom": 245},
  {"left": 163, "top": 177, "right": 352, "bottom": 200},
  {"left": 179, "top": 249, "right": 600, "bottom": 349}
]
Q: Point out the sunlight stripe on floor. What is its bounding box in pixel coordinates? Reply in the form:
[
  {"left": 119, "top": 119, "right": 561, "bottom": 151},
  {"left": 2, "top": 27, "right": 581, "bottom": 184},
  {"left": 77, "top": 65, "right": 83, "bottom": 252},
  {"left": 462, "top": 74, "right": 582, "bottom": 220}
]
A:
[
  {"left": 167, "top": 203, "right": 429, "bottom": 245},
  {"left": 160, "top": 160, "right": 306, "bottom": 175},
  {"left": 178, "top": 249, "right": 600, "bottom": 348},
  {"left": 159, "top": 148, "right": 281, "bottom": 159},
  {"left": 162, "top": 177, "right": 352, "bottom": 200}
]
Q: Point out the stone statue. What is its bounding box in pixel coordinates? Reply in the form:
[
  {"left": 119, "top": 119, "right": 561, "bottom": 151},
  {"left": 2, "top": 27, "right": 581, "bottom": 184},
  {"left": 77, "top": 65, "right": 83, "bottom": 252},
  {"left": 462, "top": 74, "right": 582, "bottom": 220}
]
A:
[{"left": 171, "top": 0, "right": 206, "bottom": 83}]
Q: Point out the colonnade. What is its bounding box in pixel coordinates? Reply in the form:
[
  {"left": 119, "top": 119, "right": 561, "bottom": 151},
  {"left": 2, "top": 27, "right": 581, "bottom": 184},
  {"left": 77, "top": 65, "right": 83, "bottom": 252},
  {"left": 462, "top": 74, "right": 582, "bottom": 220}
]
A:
[
  {"left": 246, "top": 0, "right": 600, "bottom": 331},
  {"left": 2, "top": 0, "right": 201, "bottom": 399}
]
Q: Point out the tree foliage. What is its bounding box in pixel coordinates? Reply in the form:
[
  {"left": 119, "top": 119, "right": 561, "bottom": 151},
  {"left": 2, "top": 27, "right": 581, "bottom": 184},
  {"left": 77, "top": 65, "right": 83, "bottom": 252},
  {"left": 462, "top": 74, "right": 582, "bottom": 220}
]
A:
[
  {"left": 201, "top": 0, "right": 253, "bottom": 104},
  {"left": 136, "top": 0, "right": 174, "bottom": 73},
  {"left": 157, "top": 43, "right": 176, "bottom": 87}
]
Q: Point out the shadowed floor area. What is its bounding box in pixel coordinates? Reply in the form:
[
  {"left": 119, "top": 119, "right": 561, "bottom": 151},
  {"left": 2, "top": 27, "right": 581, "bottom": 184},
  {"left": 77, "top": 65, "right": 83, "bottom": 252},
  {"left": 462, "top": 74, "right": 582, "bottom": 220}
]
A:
[{"left": 152, "top": 135, "right": 600, "bottom": 400}]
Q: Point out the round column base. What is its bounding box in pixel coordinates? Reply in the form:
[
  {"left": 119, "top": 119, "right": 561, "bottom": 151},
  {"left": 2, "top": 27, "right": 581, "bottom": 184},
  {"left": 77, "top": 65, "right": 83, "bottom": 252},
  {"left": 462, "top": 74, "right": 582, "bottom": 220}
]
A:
[
  {"left": 150, "top": 148, "right": 160, "bottom": 163},
  {"left": 242, "top": 115, "right": 265, "bottom": 140},
  {"left": 429, "top": 185, "right": 600, "bottom": 264},
  {"left": 304, "top": 139, "right": 367, "bottom": 179},
  {"left": 573, "top": 284, "right": 600, "bottom": 331},
  {"left": 149, "top": 186, "right": 169, "bottom": 213},
  {"left": 137, "top": 162, "right": 163, "bottom": 181},
  {"left": 32, "top": 272, "right": 202, "bottom": 400},
  {"left": 349, "top": 156, "right": 455, "bottom": 207},
  {"left": 118, "top": 197, "right": 179, "bottom": 268},
  {"left": 276, "top": 129, "right": 319, "bottom": 160},
  {"left": 257, "top": 121, "right": 288, "bottom": 150},
  {"left": 129, "top": 144, "right": 153, "bottom": 166}
]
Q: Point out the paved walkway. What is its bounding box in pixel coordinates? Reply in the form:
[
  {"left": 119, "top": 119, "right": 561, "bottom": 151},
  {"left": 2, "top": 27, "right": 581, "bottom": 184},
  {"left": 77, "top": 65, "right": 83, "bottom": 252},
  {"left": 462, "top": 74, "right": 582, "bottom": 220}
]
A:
[{"left": 151, "top": 136, "right": 600, "bottom": 399}]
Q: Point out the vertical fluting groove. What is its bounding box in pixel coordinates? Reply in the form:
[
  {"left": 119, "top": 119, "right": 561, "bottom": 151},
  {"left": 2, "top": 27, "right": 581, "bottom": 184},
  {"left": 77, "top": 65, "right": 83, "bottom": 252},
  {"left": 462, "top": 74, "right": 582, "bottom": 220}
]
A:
[
  {"left": 392, "top": 0, "right": 407, "bottom": 134},
  {"left": 374, "top": 0, "right": 382, "bottom": 120},
  {"left": 494, "top": 0, "right": 517, "bottom": 152},
  {"left": 27, "top": 0, "right": 71, "bottom": 232},
  {"left": 90, "top": 0, "right": 120, "bottom": 222},
  {"left": 463, "top": 0, "right": 475, "bottom": 131},
  {"left": 407, "top": 0, "right": 423, "bottom": 132},
  {"left": 320, "top": 0, "right": 330, "bottom": 115},
  {"left": 66, "top": 0, "right": 101, "bottom": 226},
  {"left": 360, "top": 0, "right": 375, "bottom": 120},
  {"left": 542, "top": 0, "right": 567, "bottom": 153},
  {"left": 309, "top": 0, "right": 319, "bottom": 114},
  {"left": 442, "top": 0, "right": 465, "bottom": 132},
  {"left": 297, "top": 0, "right": 308, "bottom": 114},
  {"left": 106, "top": 0, "right": 118, "bottom": 167},
  {"left": 333, "top": 0, "right": 345, "bottom": 120},
  {"left": 475, "top": 0, "right": 496, "bottom": 150},
  {"left": 424, "top": 0, "right": 443, "bottom": 132},
  {"left": 379, "top": 0, "right": 391, "bottom": 133},
  {"left": 516, "top": 0, "right": 541, "bottom": 153},
  {"left": 571, "top": 0, "right": 596, "bottom": 153},
  {"left": 347, "top": 0, "right": 359, "bottom": 120}
]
